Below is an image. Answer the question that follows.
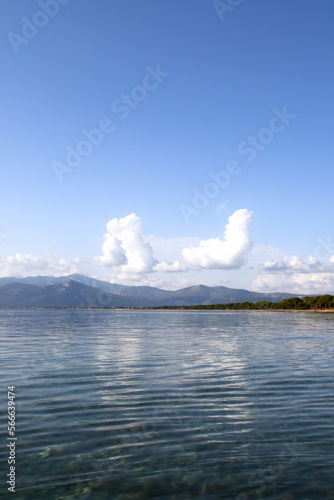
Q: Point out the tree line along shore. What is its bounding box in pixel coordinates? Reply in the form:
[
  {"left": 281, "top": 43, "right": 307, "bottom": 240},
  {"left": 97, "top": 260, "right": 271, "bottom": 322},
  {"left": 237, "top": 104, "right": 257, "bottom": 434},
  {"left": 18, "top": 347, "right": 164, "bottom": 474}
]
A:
[{"left": 153, "top": 295, "right": 334, "bottom": 311}]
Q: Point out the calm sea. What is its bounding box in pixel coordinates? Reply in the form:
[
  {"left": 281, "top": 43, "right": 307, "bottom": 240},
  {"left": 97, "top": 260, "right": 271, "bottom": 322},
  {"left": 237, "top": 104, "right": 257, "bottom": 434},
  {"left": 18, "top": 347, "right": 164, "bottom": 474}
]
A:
[{"left": 0, "top": 310, "right": 333, "bottom": 499}]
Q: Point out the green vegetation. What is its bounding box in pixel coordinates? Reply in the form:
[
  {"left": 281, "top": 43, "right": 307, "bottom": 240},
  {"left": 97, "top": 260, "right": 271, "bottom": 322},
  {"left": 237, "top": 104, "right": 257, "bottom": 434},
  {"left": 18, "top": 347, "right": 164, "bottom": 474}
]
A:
[{"left": 154, "top": 295, "right": 334, "bottom": 311}]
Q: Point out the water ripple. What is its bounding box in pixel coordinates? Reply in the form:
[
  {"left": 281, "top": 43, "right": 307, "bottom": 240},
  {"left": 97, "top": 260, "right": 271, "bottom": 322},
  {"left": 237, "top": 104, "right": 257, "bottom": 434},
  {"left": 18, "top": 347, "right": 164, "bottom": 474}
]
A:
[{"left": 0, "top": 310, "right": 333, "bottom": 499}]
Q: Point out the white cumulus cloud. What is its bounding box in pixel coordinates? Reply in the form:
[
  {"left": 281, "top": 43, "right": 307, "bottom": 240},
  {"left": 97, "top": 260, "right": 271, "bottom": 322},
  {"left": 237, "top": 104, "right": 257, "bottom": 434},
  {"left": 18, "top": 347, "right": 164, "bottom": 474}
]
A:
[
  {"left": 0, "top": 211, "right": 257, "bottom": 285},
  {"left": 182, "top": 209, "right": 253, "bottom": 269},
  {"left": 253, "top": 272, "right": 334, "bottom": 295},
  {"left": 262, "top": 254, "right": 334, "bottom": 274},
  {"left": 95, "top": 213, "right": 158, "bottom": 275},
  {"left": 0, "top": 254, "right": 83, "bottom": 278},
  {"left": 253, "top": 254, "right": 334, "bottom": 294}
]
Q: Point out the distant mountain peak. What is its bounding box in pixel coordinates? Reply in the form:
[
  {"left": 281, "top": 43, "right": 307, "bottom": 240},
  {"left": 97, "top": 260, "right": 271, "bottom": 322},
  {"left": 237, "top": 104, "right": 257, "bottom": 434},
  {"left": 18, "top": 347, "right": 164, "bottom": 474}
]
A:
[{"left": 0, "top": 274, "right": 300, "bottom": 308}]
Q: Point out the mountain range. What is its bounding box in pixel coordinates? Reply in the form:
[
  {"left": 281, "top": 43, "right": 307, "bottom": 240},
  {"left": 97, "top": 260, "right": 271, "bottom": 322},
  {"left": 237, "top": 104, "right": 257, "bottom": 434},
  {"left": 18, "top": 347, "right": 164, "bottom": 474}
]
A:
[{"left": 0, "top": 274, "right": 301, "bottom": 308}]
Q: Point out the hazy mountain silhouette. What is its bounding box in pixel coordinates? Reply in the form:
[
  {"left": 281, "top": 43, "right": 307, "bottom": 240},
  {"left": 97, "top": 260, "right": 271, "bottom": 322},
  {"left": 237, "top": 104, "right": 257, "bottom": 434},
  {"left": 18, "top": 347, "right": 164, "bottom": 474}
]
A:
[{"left": 0, "top": 275, "right": 299, "bottom": 308}]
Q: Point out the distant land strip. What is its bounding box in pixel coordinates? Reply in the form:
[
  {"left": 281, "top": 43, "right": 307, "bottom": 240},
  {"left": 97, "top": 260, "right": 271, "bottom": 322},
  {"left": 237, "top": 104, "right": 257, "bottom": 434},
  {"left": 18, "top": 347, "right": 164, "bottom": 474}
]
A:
[
  {"left": 152, "top": 295, "right": 334, "bottom": 311},
  {"left": 20, "top": 294, "right": 334, "bottom": 311}
]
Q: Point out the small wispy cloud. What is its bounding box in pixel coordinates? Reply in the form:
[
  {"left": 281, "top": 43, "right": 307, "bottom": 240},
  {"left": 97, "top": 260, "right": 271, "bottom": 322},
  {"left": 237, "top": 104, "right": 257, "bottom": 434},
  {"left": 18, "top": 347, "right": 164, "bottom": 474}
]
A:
[{"left": 216, "top": 200, "right": 229, "bottom": 213}]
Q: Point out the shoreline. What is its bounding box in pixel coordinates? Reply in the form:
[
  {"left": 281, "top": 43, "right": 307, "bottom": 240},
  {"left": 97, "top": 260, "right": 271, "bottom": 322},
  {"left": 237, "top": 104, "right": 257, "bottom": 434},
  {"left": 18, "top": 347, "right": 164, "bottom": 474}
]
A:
[{"left": 2, "top": 307, "right": 334, "bottom": 313}]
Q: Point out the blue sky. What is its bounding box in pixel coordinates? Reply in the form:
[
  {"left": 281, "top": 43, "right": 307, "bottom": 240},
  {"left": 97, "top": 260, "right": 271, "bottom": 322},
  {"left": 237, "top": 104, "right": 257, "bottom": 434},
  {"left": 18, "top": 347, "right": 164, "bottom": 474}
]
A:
[{"left": 1, "top": 0, "right": 334, "bottom": 293}]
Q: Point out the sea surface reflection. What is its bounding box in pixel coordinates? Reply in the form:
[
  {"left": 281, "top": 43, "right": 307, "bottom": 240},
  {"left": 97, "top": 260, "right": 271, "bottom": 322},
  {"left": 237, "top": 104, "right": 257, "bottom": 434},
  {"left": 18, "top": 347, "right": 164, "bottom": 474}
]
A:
[{"left": 0, "top": 310, "right": 333, "bottom": 499}]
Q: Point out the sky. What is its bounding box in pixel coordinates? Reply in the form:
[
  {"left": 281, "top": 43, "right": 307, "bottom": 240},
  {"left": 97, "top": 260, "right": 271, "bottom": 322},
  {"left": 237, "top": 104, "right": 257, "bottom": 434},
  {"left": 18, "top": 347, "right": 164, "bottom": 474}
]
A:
[{"left": 1, "top": 0, "right": 334, "bottom": 294}]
